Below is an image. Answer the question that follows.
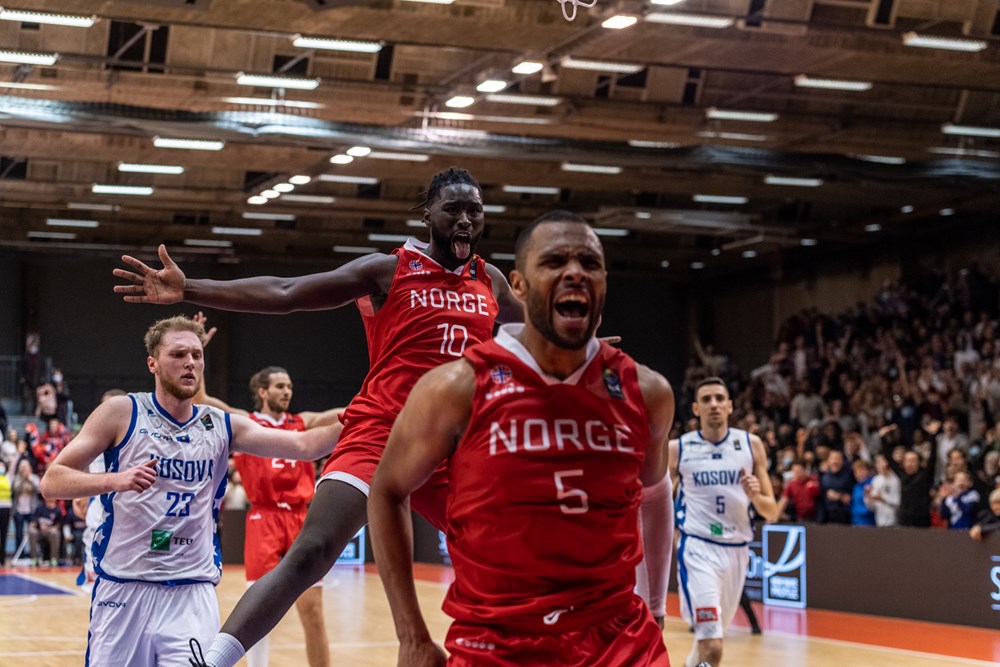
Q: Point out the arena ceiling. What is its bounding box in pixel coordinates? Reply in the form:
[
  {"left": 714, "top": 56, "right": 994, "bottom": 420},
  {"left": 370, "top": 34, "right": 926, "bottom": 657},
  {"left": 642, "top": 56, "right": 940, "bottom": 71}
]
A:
[{"left": 0, "top": 0, "right": 998, "bottom": 275}]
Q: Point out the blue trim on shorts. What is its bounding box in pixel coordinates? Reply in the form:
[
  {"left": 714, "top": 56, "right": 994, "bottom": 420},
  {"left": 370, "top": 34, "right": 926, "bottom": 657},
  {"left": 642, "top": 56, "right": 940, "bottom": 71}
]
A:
[
  {"left": 85, "top": 577, "right": 101, "bottom": 667},
  {"left": 94, "top": 571, "right": 213, "bottom": 587},
  {"left": 680, "top": 529, "right": 749, "bottom": 548},
  {"left": 678, "top": 532, "right": 694, "bottom": 623}
]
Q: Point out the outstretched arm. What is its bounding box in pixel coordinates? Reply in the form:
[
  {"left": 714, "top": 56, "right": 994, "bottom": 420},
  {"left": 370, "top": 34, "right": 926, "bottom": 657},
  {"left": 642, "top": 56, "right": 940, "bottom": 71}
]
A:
[
  {"left": 113, "top": 244, "right": 397, "bottom": 313},
  {"left": 230, "top": 414, "right": 341, "bottom": 460},
  {"left": 369, "top": 360, "right": 473, "bottom": 667}
]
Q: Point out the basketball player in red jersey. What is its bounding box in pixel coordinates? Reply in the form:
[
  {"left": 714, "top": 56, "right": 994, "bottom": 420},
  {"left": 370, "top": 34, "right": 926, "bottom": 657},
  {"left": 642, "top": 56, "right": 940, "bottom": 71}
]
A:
[
  {"left": 369, "top": 211, "right": 675, "bottom": 666},
  {"left": 113, "top": 168, "right": 525, "bottom": 667},
  {"left": 199, "top": 366, "right": 342, "bottom": 667}
]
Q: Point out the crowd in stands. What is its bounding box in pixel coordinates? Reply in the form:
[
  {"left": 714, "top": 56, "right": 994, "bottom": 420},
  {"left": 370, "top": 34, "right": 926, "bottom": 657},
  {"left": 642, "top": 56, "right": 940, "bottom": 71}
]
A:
[{"left": 681, "top": 264, "right": 1000, "bottom": 537}]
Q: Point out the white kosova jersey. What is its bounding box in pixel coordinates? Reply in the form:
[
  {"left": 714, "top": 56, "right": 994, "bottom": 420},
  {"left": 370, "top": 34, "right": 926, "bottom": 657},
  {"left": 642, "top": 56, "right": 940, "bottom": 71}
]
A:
[
  {"left": 93, "top": 393, "right": 231, "bottom": 585},
  {"left": 675, "top": 428, "right": 755, "bottom": 545}
]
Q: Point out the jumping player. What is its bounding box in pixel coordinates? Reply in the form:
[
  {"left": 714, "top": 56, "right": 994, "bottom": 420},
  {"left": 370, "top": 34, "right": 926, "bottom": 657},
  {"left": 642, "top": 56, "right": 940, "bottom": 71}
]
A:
[
  {"left": 369, "top": 211, "right": 675, "bottom": 666},
  {"left": 671, "top": 377, "right": 778, "bottom": 667},
  {"left": 39, "top": 316, "right": 340, "bottom": 667}
]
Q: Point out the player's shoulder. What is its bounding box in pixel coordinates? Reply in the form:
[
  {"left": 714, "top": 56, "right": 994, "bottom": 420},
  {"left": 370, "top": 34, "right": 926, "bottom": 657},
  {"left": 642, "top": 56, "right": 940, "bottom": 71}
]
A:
[{"left": 635, "top": 362, "right": 672, "bottom": 398}]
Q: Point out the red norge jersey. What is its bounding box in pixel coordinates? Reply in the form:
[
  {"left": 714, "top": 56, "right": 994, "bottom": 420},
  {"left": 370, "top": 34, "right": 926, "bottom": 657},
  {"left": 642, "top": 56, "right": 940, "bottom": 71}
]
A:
[
  {"left": 340, "top": 239, "right": 498, "bottom": 441},
  {"left": 234, "top": 412, "right": 314, "bottom": 508},
  {"left": 442, "top": 327, "right": 652, "bottom": 632}
]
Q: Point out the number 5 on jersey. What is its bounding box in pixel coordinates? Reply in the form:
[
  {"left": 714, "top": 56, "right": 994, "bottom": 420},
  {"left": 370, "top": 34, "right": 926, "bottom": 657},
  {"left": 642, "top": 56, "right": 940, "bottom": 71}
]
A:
[{"left": 554, "top": 469, "right": 589, "bottom": 514}]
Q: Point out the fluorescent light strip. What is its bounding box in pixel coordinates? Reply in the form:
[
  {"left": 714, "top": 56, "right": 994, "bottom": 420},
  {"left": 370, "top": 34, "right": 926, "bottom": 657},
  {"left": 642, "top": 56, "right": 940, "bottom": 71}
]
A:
[
  {"left": 560, "top": 57, "right": 643, "bottom": 74},
  {"left": 0, "top": 81, "right": 60, "bottom": 91},
  {"left": 282, "top": 194, "right": 335, "bottom": 204},
  {"left": 593, "top": 228, "right": 629, "bottom": 237},
  {"left": 406, "top": 219, "right": 425, "bottom": 227},
  {"left": 184, "top": 239, "right": 232, "bottom": 248},
  {"left": 401, "top": 0, "right": 454, "bottom": 3},
  {"left": 0, "top": 50, "right": 58, "bottom": 66},
  {"left": 651, "top": 0, "right": 687, "bottom": 5},
  {"left": 292, "top": 36, "right": 382, "bottom": 53},
  {"left": 222, "top": 97, "right": 323, "bottom": 109},
  {"left": 800, "top": 238, "right": 818, "bottom": 247},
  {"left": 602, "top": 15, "right": 638, "bottom": 30},
  {"left": 118, "top": 163, "right": 185, "bottom": 175},
  {"left": 247, "top": 196, "right": 268, "bottom": 205},
  {"left": 476, "top": 80, "right": 508, "bottom": 93},
  {"left": 319, "top": 175, "right": 379, "bottom": 185},
  {"left": 446, "top": 96, "right": 475, "bottom": 108},
  {"left": 629, "top": 139, "right": 680, "bottom": 149},
  {"left": 690, "top": 261, "right": 705, "bottom": 269},
  {"left": 429, "top": 111, "right": 554, "bottom": 125},
  {"left": 940, "top": 208, "right": 955, "bottom": 217},
  {"left": 289, "top": 175, "right": 312, "bottom": 185},
  {"left": 213, "top": 226, "right": 264, "bottom": 236},
  {"left": 330, "top": 154, "right": 354, "bottom": 164},
  {"left": 334, "top": 245, "right": 378, "bottom": 254},
  {"left": 236, "top": 73, "right": 320, "bottom": 90},
  {"left": 635, "top": 211, "right": 652, "bottom": 220},
  {"left": 707, "top": 107, "right": 778, "bottom": 122},
  {"left": 483, "top": 204, "right": 507, "bottom": 214},
  {"left": 856, "top": 155, "right": 906, "bottom": 165},
  {"left": 561, "top": 162, "right": 622, "bottom": 175},
  {"left": 742, "top": 250, "right": 758, "bottom": 259},
  {"left": 794, "top": 75, "right": 872, "bottom": 92},
  {"left": 941, "top": 123, "right": 1000, "bottom": 139},
  {"left": 697, "top": 131, "right": 769, "bottom": 142},
  {"left": 242, "top": 212, "right": 295, "bottom": 221},
  {"left": 645, "top": 12, "right": 734, "bottom": 28},
  {"left": 693, "top": 194, "right": 748, "bottom": 204},
  {"left": 486, "top": 93, "right": 562, "bottom": 106},
  {"left": 928, "top": 147, "right": 1000, "bottom": 159},
  {"left": 92, "top": 184, "right": 154, "bottom": 196},
  {"left": 154, "top": 137, "right": 224, "bottom": 151},
  {"left": 0, "top": 9, "right": 96, "bottom": 27},
  {"left": 765, "top": 176, "right": 823, "bottom": 187},
  {"left": 47, "top": 218, "right": 98, "bottom": 228},
  {"left": 260, "top": 190, "right": 281, "bottom": 199},
  {"left": 273, "top": 183, "right": 295, "bottom": 193},
  {"left": 502, "top": 185, "right": 560, "bottom": 195},
  {"left": 864, "top": 224, "right": 882, "bottom": 232},
  {"left": 28, "top": 231, "right": 76, "bottom": 240},
  {"left": 903, "top": 32, "right": 986, "bottom": 52},
  {"left": 900, "top": 205, "right": 914, "bottom": 214},
  {"left": 512, "top": 61, "right": 544, "bottom": 75},
  {"left": 68, "top": 202, "right": 118, "bottom": 212},
  {"left": 491, "top": 252, "right": 516, "bottom": 261},
  {"left": 368, "top": 151, "right": 430, "bottom": 162},
  {"left": 347, "top": 146, "right": 372, "bottom": 157},
  {"left": 368, "top": 233, "right": 412, "bottom": 243}
]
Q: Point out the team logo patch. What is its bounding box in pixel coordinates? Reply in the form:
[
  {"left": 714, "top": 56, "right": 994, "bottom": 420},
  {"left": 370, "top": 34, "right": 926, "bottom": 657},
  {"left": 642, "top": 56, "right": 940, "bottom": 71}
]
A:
[
  {"left": 150, "top": 529, "right": 173, "bottom": 551},
  {"left": 603, "top": 368, "right": 624, "bottom": 399},
  {"left": 695, "top": 607, "right": 720, "bottom": 623},
  {"left": 710, "top": 522, "right": 724, "bottom": 537},
  {"left": 712, "top": 452, "right": 723, "bottom": 460},
  {"left": 490, "top": 365, "right": 513, "bottom": 385},
  {"left": 734, "top": 441, "right": 742, "bottom": 450},
  {"left": 409, "top": 259, "right": 424, "bottom": 271},
  {"left": 176, "top": 434, "right": 191, "bottom": 444},
  {"left": 200, "top": 414, "right": 215, "bottom": 431}
]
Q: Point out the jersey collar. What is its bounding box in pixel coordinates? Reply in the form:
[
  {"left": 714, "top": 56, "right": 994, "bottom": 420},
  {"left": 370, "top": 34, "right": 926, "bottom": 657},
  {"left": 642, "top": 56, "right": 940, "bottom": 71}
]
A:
[
  {"left": 151, "top": 392, "right": 199, "bottom": 428},
  {"left": 495, "top": 323, "right": 600, "bottom": 386},
  {"left": 404, "top": 237, "right": 469, "bottom": 276},
  {"left": 251, "top": 411, "right": 289, "bottom": 427}
]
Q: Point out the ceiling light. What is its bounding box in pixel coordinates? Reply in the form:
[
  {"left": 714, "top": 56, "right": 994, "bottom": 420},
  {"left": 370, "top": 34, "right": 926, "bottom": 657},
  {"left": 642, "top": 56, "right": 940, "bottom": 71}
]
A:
[
  {"left": 561, "top": 162, "right": 622, "bottom": 175},
  {"left": 368, "top": 151, "right": 430, "bottom": 162},
  {"left": 765, "top": 175, "right": 823, "bottom": 187},
  {"left": 693, "top": 194, "right": 748, "bottom": 204},
  {"left": 47, "top": 219, "right": 98, "bottom": 228},
  {"left": 92, "top": 184, "right": 154, "bottom": 196},
  {"left": 291, "top": 35, "right": 382, "bottom": 53},
  {"left": 660, "top": 260, "right": 671, "bottom": 268},
  {"left": 742, "top": 250, "right": 757, "bottom": 259},
  {"left": 0, "top": 9, "right": 95, "bottom": 27},
  {"left": 0, "top": 50, "right": 58, "bottom": 66},
  {"left": 368, "top": 233, "right": 412, "bottom": 242},
  {"left": 629, "top": 139, "right": 680, "bottom": 149},
  {"left": 118, "top": 163, "right": 185, "bottom": 175},
  {"left": 483, "top": 204, "right": 507, "bottom": 213},
  {"left": 273, "top": 183, "right": 295, "bottom": 193},
  {"left": 941, "top": 123, "right": 1000, "bottom": 138},
  {"left": 68, "top": 202, "right": 118, "bottom": 212},
  {"left": 645, "top": 12, "right": 734, "bottom": 28},
  {"left": 222, "top": 97, "right": 323, "bottom": 109},
  {"left": 236, "top": 73, "right": 320, "bottom": 90},
  {"left": 486, "top": 93, "right": 562, "bottom": 106},
  {"left": 900, "top": 205, "right": 914, "bottom": 214},
  {"left": 319, "top": 174, "right": 379, "bottom": 184},
  {"left": 476, "top": 79, "right": 508, "bottom": 93},
  {"left": 28, "top": 231, "right": 76, "bottom": 240},
  {"left": 939, "top": 208, "right": 955, "bottom": 217},
  {"left": 346, "top": 146, "right": 372, "bottom": 157},
  {"left": 242, "top": 212, "right": 295, "bottom": 221},
  {"left": 0, "top": 82, "right": 60, "bottom": 91},
  {"left": 635, "top": 211, "right": 652, "bottom": 219},
  {"left": 651, "top": 0, "right": 687, "bottom": 4},
  {"left": 903, "top": 32, "right": 986, "bottom": 52},
  {"left": 856, "top": 155, "right": 906, "bottom": 165},
  {"left": 794, "top": 75, "right": 872, "bottom": 92},
  {"left": 864, "top": 224, "right": 882, "bottom": 233},
  {"left": 247, "top": 196, "right": 268, "bottom": 205},
  {"left": 690, "top": 261, "right": 705, "bottom": 269},
  {"left": 330, "top": 154, "right": 355, "bottom": 164},
  {"left": 711, "top": 248, "right": 721, "bottom": 256},
  {"left": 154, "top": 137, "right": 224, "bottom": 151},
  {"left": 593, "top": 228, "right": 630, "bottom": 237},
  {"left": 401, "top": 0, "right": 455, "bottom": 3},
  {"left": 289, "top": 175, "right": 312, "bottom": 185},
  {"left": 697, "top": 131, "right": 769, "bottom": 142},
  {"left": 491, "top": 252, "right": 517, "bottom": 261},
  {"left": 602, "top": 15, "right": 638, "bottom": 29},
  {"left": 184, "top": 239, "right": 232, "bottom": 248},
  {"left": 512, "top": 61, "right": 544, "bottom": 75},
  {"left": 213, "top": 226, "right": 264, "bottom": 236},
  {"left": 260, "top": 190, "right": 281, "bottom": 199},
  {"left": 560, "top": 56, "right": 644, "bottom": 74},
  {"left": 334, "top": 245, "right": 378, "bottom": 254},
  {"left": 928, "top": 147, "right": 1000, "bottom": 159},
  {"left": 445, "top": 95, "right": 476, "bottom": 108},
  {"left": 706, "top": 107, "right": 778, "bottom": 122},
  {"left": 407, "top": 219, "right": 426, "bottom": 227},
  {"left": 282, "top": 194, "right": 335, "bottom": 204},
  {"left": 427, "top": 111, "right": 554, "bottom": 125},
  {"left": 800, "top": 238, "right": 818, "bottom": 246},
  {"left": 502, "top": 185, "right": 560, "bottom": 195}
]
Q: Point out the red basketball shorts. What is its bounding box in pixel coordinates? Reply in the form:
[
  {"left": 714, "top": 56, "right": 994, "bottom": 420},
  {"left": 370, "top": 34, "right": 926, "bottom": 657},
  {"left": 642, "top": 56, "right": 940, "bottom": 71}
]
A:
[{"left": 243, "top": 505, "right": 308, "bottom": 582}]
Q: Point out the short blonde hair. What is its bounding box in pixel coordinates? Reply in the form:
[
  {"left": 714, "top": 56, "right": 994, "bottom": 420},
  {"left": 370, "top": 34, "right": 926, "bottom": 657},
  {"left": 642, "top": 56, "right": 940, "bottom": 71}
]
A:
[
  {"left": 144, "top": 316, "right": 206, "bottom": 356},
  {"left": 990, "top": 488, "right": 1000, "bottom": 506}
]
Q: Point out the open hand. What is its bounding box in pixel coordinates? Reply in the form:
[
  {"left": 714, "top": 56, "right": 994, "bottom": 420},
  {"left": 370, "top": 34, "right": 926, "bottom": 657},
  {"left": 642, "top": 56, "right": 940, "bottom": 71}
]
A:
[{"left": 113, "top": 244, "right": 185, "bottom": 304}]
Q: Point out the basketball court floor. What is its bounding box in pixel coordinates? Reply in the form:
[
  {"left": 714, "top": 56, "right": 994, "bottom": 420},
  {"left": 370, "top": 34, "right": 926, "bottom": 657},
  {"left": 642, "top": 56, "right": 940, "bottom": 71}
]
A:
[{"left": 1, "top": 563, "right": 997, "bottom": 666}]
